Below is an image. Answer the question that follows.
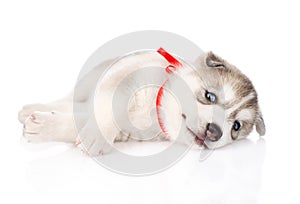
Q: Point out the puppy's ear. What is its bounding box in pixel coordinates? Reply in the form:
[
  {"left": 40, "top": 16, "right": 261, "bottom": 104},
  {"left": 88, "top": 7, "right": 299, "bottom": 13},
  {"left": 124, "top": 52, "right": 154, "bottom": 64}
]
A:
[
  {"left": 255, "top": 110, "right": 266, "bottom": 136},
  {"left": 206, "top": 52, "right": 226, "bottom": 68}
]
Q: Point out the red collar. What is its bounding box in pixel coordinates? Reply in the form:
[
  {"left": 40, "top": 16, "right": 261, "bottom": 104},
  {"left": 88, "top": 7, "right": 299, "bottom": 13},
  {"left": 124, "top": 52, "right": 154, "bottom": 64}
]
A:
[
  {"left": 156, "top": 48, "right": 182, "bottom": 138},
  {"left": 157, "top": 47, "right": 182, "bottom": 73}
]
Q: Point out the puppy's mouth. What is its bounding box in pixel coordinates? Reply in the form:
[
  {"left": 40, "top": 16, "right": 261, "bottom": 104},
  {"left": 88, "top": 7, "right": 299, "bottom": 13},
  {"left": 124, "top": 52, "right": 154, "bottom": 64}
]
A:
[
  {"left": 182, "top": 114, "right": 207, "bottom": 147},
  {"left": 186, "top": 127, "right": 207, "bottom": 148}
]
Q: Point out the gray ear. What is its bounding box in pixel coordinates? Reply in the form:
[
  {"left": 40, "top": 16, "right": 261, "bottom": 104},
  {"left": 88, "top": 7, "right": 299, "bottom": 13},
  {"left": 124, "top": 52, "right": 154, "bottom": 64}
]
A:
[
  {"left": 255, "top": 110, "right": 266, "bottom": 136},
  {"left": 206, "top": 52, "right": 226, "bottom": 68}
]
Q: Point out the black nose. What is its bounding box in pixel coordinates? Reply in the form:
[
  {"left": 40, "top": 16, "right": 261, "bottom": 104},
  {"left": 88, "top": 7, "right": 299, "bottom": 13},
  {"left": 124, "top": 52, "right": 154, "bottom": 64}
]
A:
[{"left": 206, "top": 123, "right": 223, "bottom": 142}]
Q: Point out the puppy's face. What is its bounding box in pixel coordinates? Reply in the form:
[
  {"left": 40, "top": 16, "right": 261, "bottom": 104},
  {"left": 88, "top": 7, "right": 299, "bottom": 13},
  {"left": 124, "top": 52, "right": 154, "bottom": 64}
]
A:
[{"left": 163, "top": 52, "right": 265, "bottom": 149}]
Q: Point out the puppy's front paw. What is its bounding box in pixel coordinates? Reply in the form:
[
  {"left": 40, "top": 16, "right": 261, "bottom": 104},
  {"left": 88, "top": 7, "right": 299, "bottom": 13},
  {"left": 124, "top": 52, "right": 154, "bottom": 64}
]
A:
[
  {"left": 77, "top": 135, "right": 113, "bottom": 157},
  {"left": 23, "top": 111, "right": 52, "bottom": 142},
  {"left": 76, "top": 120, "right": 114, "bottom": 156},
  {"left": 18, "top": 104, "right": 48, "bottom": 124},
  {"left": 22, "top": 111, "right": 74, "bottom": 143}
]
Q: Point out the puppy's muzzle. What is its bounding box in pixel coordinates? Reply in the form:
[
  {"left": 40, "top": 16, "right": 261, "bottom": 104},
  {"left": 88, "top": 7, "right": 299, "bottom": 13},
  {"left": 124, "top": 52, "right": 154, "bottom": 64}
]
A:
[{"left": 206, "top": 123, "right": 222, "bottom": 142}]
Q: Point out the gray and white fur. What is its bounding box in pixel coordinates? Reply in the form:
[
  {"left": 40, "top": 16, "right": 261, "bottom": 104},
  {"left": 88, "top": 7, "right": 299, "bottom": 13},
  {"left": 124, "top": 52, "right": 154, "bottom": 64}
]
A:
[{"left": 18, "top": 51, "right": 265, "bottom": 156}]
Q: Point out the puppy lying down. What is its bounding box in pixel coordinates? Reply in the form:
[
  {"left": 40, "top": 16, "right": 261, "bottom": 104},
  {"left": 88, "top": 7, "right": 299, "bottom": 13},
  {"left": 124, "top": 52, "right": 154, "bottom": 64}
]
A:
[{"left": 18, "top": 48, "right": 265, "bottom": 156}]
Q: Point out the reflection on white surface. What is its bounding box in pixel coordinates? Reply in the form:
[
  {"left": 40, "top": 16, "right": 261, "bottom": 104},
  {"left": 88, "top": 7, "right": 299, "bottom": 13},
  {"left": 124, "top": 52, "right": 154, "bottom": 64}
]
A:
[
  {"left": 25, "top": 138, "right": 265, "bottom": 203},
  {"left": 185, "top": 138, "right": 265, "bottom": 203}
]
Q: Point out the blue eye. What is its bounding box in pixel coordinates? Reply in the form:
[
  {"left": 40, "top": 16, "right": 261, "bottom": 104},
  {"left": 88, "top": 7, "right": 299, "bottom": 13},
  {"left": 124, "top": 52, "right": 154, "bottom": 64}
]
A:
[
  {"left": 205, "top": 91, "right": 216, "bottom": 102},
  {"left": 233, "top": 121, "right": 241, "bottom": 131}
]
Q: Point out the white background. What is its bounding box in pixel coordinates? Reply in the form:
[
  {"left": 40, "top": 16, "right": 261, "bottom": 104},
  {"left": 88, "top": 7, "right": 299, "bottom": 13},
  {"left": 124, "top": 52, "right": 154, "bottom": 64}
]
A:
[{"left": 1, "top": 0, "right": 299, "bottom": 203}]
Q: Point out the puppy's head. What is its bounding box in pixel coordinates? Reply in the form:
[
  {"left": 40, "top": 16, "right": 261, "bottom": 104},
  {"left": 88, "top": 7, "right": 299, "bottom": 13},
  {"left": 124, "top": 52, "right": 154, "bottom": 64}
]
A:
[{"left": 162, "top": 52, "right": 265, "bottom": 149}]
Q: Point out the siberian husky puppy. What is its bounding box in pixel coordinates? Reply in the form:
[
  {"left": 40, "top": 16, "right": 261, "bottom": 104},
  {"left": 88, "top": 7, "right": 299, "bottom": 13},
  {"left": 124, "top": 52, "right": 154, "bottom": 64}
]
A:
[{"left": 19, "top": 50, "right": 265, "bottom": 156}]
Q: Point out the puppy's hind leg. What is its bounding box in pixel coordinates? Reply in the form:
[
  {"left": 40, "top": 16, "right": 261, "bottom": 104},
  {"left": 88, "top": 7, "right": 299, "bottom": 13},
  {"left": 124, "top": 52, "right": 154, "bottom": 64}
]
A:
[
  {"left": 23, "top": 111, "right": 78, "bottom": 143},
  {"left": 19, "top": 93, "right": 80, "bottom": 143},
  {"left": 18, "top": 94, "right": 73, "bottom": 124}
]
